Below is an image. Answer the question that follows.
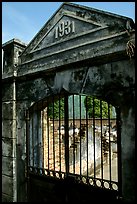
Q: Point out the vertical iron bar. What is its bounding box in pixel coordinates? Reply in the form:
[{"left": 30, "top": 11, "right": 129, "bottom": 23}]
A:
[
  {"left": 53, "top": 95, "right": 55, "bottom": 171},
  {"left": 108, "top": 103, "right": 112, "bottom": 185},
  {"left": 26, "top": 110, "right": 30, "bottom": 201},
  {"left": 116, "top": 107, "right": 122, "bottom": 196},
  {"left": 93, "top": 97, "right": 96, "bottom": 180},
  {"left": 47, "top": 98, "right": 50, "bottom": 171},
  {"left": 85, "top": 96, "right": 88, "bottom": 178},
  {"left": 79, "top": 95, "right": 82, "bottom": 177},
  {"left": 39, "top": 102, "right": 43, "bottom": 169},
  {"left": 26, "top": 110, "right": 30, "bottom": 168},
  {"left": 41, "top": 101, "right": 44, "bottom": 169},
  {"left": 32, "top": 107, "right": 34, "bottom": 167},
  {"left": 37, "top": 103, "right": 40, "bottom": 168},
  {"left": 33, "top": 109, "right": 38, "bottom": 167},
  {"left": 64, "top": 94, "right": 69, "bottom": 176},
  {"left": 59, "top": 94, "right": 61, "bottom": 172},
  {"left": 73, "top": 95, "right": 75, "bottom": 173},
  {"left": 29, "top": 114, "right": 32, "bottom": 167},
  {"left": 100, "top": 100, "right": 103, "bottom": 182}
]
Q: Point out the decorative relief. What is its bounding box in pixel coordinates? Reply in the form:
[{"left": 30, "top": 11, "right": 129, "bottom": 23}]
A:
[
  {"left": 126, "top": 39, "right": 135, "bottom": 59},
  {"left": 55, "top": 20, "right": 75, "bottom": 39}
]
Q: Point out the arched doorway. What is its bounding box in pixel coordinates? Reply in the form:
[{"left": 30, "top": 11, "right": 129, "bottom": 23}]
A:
[{"left": 26, "top": 92, "right": 121, "bottom": 202}]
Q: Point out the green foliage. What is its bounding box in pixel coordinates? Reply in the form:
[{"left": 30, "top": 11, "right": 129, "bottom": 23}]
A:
[
  {"left": 84, "top": 96, "right": 112, "bottom": 118},
  {"left": 48, "top": 98, "right": 64, "bottom": 119},
  {"left": 47, "top": 95, "right": 113, "bottom": 119}
]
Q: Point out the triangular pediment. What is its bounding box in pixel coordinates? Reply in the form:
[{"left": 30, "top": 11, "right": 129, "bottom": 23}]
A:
[
  {"left": 20, "top": 2, "right": 134, "bottom": 61},
  {"left": 32, "top": 14, "right": 102, "bottom": 51}
]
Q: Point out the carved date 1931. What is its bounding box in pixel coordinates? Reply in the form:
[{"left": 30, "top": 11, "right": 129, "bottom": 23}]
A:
[{"left": 55, "top": 20, "right": 75, "bottom": 39}]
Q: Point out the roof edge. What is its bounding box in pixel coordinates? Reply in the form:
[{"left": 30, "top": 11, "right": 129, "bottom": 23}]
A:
[
  {"left": 64, "top": 2, "right": 134, "bottom": 22},
  {"left": 2, "top": 38, "right": 27, "bottom": 48}
]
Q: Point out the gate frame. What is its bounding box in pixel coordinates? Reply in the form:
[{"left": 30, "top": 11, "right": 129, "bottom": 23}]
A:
[{"left": 25, "top": 93, "right": 122, "bottom": 201}]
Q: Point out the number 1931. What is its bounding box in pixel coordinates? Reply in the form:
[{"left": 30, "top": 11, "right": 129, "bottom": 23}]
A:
[{"left": 55, "top": 20, "right": 75, "bottom": 39}]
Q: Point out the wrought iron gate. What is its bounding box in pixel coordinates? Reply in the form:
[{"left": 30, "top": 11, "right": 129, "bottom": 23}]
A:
[{"left": 26, "top": 93, "right": 121, "bottom": 202}]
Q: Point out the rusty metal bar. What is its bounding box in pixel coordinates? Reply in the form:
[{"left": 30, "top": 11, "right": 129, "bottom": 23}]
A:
[
  {"left": 32, "top": 107, "right": 34, "bottom": 167},
  {"left": 108, "top": 103, "right": 112, "bottom": 184},
  {"left": 100, "top": 100, "right": 103, "bottom": 181},
  {"left": 93, "top": 97, "right": 96, "bottom": 179},
  {"left": 85, "top": 96, "right": 88, "bottom": 178},
  {"left": 64, "top": 94, "right": 69, "bottom": 175},
  {"left": 41, "top": 101, "right": 44, "bottom": 169},
  {"left": 47, "top": 98, "right": 50, "bottom": 171},
  {"left": 26, "top": 109, "right": 30, "bottom": 172},
  {"left": 116, "top": 107, "right": 122, "bottom": 196},
  {"left": 36, "top": 103, "right": 40, "bottom": 168},
  {"left": 39, "top": 101, "right": 43, "bottom": 169},
  {"left": 25, "top": 109, "right": 31, "bottom": 201},
  {"left": 52, "top": 95, "right": 55, "bottom": 171},
  {"left": 29, "top": 114, "right": 33, "bottom": 167},
  {"left": 72, "top": 94, "right": 75, "bottom": 173},
  {"left": 58, "top": 94, "right": 61, "bottom": 172},
  {"left": 79, "top": 95, "right": 82, "bottom": 177}
]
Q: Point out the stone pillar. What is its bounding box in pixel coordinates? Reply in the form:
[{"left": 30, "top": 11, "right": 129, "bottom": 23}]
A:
[
  {"left": 121, "top": 103, "right": 135, "bottom": 202},
  {"left": 2, "top": 72, "right": 17, "bottom": 202},
  {"left": 2, "top": 39, "right": 27, "bottom": 202}
]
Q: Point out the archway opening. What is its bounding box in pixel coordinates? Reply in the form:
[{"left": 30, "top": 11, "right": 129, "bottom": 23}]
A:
[{"left": 26, "top": 93, "right": 121, "bottom": 192}]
